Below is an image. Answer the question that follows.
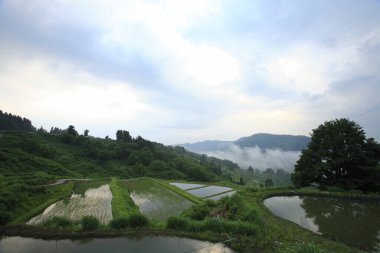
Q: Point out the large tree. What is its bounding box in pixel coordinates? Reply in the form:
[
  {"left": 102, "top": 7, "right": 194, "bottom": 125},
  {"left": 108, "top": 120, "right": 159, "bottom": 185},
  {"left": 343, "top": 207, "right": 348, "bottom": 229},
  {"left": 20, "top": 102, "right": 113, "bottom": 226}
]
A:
[{"left": 291, "top": 118, "right": 380, "bottom": 192}]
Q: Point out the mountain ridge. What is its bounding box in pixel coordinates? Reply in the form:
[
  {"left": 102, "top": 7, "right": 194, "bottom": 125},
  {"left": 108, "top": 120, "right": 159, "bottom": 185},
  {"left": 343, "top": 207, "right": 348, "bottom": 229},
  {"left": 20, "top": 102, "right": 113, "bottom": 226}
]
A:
[{"left": 178, "top": 133, "right": 311, "bottom": 152}]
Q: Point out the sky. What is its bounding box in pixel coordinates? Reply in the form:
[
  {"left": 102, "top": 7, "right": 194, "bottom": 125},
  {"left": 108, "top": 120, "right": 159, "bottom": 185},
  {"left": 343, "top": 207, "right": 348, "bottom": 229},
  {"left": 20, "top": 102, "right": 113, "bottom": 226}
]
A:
[{"left": 1, "top": 0, "right": 380, "bottom": 145}]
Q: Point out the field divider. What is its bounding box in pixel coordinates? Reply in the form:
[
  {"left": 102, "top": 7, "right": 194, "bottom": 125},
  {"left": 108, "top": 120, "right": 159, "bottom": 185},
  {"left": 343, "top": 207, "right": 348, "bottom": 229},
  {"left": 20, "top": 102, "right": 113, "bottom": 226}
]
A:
[
  {"left": 153, "top": 179, "right": 203, "bottom": 205},
  {"left": 203, "top": 190, "right": 236, "bottom": 199},
  {"left": 184, "top": 185, "right": 209, "bottom": 191},
  {"left": 110, "top": 177, "right": 139, "bottom": 219}
]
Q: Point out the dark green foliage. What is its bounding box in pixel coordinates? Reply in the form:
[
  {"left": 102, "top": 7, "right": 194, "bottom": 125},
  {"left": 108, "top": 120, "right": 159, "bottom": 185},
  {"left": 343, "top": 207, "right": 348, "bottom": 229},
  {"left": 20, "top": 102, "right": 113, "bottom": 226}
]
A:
[
  {"left": 291, "top": 118, "right": 380, "bottom": 192},
  {"left": 80, "top": 216, "right": 100, "bottom": 231},
  {"left": 265, "top": 178, "right": 273, "bottom": 187},
  {"left": 0, "top": 110, "right": 36, "bottom": 131},
  {"left": 109, "top": 217, "right": 130, "bottom": 229},
  {"left": 67, "top": 125, "right": 78, "bottom": 137},
  {"left": 116, "top": 130, "right": 132, "bottom": 142},
  {"left": 43, "top": 216, "right": 73, "bottom": 228},
  {"left": 128, "top": 213, "right": 149, "bottom": 228},
  {"left": 182, "top": 200, "right": 216, "bottom": 220},
  {"left": 0, "top": 203, "right": 11, "bottom": 225},
  {"left": 167, "top": 216, "right": 257, "bottom": 235},
  {"left": 167, "top": 216, "right": 189, "bottom": 230}
]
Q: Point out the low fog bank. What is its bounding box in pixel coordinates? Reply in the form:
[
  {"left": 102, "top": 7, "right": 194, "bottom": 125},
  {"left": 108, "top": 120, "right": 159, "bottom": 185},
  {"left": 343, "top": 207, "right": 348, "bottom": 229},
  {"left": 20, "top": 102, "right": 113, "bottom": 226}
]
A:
[{"left": 205, "top": 144, "right": 301, "bottom": 172}]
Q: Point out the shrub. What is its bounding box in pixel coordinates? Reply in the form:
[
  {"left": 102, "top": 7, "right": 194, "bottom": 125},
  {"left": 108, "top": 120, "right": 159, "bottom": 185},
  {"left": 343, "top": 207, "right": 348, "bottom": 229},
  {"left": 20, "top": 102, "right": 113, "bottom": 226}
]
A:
[
  {"left": 167, "top": 216, "right": 257, "bottom": 236},
  {"left": 80, "top": 216, "right": 100, "bottom": 231},
  {"left": 167, "top": 216, "right": 189, "bottom": 230},
  {"left": 240, "top": 207, "right": 259, "bottom": 223},
  {"left": 43, "top": 216, "right": 72, "bottom": 228},
  {"left": 109, "top": 217, "right": 129, "bottom": 229},
  {"left": 0, "top": 203, "right": 11, "bottom": 225},
  {"left": 128, "top": 213, "right": 148, "bottom": 228}
]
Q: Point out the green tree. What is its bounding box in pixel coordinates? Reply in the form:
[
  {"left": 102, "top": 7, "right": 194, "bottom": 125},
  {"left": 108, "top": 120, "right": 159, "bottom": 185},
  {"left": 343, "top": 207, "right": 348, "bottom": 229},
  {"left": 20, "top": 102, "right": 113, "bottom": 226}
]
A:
[
  {"left": 291, "top": 118, "right": 380, "bottom": 192},
  {"left": 84, "top": 129, "right": 89, "bottom": 136},
  {"left": 67, "top": 125, "right": 78, "bottom": 136},
  {"left": 265, "top": 178, "right": 273, "bottom": 187}
]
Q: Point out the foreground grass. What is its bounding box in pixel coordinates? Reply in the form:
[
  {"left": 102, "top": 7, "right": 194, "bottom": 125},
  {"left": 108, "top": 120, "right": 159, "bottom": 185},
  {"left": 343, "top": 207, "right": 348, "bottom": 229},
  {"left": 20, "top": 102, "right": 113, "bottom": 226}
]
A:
[
  {"left": 109, "top": 177, "right": 139, "bottom": 218},
  {"left": 3, "top": 179, "right": 377, "bottom": 252}
]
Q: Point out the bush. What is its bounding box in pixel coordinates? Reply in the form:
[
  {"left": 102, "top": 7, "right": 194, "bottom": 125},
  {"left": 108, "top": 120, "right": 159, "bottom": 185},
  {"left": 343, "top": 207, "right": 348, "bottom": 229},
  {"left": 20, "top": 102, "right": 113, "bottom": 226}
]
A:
[
  {"left": 167, "top": 216, "right": 189, "bottom": 230},
  {"left": 167, "top": 216, "right": 257, "bottom": 235},
  {"left": 109, "top": 217, "right": 129, "bottom": 229},
  {"left": 240, "top": 207, "right": 259, "bottom": 223},
  {"left": 0, "top": 203, "right": 11, "bottom": 225},
  {"left": 80, "top": 216, "right": 100, "bottom": 231},
  {"left": 128, "top": 213, "right": 148, "bottom": 228},
  {"left": 43, "top": 216, "right": 72, "bottom": 228}
]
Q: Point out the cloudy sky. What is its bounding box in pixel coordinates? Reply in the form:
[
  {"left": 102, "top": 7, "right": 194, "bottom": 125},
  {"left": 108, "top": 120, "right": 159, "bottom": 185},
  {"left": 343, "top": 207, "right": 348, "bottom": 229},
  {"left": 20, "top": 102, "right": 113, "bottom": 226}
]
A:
[{"left": 1, "top": 0, "right": 379, "bottom": 144}]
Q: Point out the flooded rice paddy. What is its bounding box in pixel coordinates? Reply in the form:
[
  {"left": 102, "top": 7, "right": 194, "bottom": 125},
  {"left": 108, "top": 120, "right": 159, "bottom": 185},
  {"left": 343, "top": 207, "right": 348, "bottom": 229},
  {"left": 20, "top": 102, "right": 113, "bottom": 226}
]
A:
[
  {"left": 28, "top": 184, "right": 113, "bottom": 225},
  {"left": 169, "top": 182, "right": 206, "bottom": 190},
  {"left": 187, "top": 185, "right": 233, "bottom": 198},
  {"left": 124, "top": 179, "right": 194, "bottom": 221},
  {"left": 264, "top": 196, "right": 380, "bottom": 252}
]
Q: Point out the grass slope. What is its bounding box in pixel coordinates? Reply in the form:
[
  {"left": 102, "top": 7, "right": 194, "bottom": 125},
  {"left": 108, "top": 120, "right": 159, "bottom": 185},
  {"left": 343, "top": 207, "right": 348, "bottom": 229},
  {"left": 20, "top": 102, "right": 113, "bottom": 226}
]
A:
[{"left": 110, "top": 177, "right": 139, "bottom": 218}]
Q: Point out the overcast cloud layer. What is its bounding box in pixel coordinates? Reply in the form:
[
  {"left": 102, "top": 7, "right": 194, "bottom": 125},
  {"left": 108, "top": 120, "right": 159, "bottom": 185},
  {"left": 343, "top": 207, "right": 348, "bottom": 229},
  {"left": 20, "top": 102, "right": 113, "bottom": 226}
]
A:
[{"left": 1, "top": 0, "right": 379, "bottom": 144}]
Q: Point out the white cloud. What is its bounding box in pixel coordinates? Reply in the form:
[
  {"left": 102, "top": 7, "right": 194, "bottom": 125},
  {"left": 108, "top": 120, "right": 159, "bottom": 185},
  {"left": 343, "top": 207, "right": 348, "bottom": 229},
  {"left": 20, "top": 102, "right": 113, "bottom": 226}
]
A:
[{"left": 206, "top": 144, "right": 301, "bottom": 171}]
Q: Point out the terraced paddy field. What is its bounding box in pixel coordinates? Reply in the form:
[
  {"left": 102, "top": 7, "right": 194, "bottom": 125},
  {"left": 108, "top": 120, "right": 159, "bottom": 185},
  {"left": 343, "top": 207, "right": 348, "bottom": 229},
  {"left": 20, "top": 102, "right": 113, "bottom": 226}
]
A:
[
  {"left": 123, "top": 179, "right": 194, "bottom": 221},
  {"left": 169, "top": 182, "right": 205, "bottom": 190},
  {"left": 205, "top": 191, "right": 236, "bottom": 200},
  {"left": 187, "top": 185, "right": 233, "bottom": 198},
  {"left": 28, "top": 183, "right": 113, "bottom": 225}
]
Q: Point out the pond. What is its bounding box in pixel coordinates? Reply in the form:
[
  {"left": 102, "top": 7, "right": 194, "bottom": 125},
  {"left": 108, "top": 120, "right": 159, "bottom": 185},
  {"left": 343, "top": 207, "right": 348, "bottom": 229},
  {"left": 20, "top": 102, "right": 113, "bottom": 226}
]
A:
[
  {"left": 187, "top": 186, "right": 233, "bottom": 198},
  {"left": 0, "top": 236, "right": 236, "bottom": 253},
  {"left": 264, "top": 196, "right": 380, "bottom": 252},
  {"left": 124, "top": 179, "right": 194, "bottom": 221}
]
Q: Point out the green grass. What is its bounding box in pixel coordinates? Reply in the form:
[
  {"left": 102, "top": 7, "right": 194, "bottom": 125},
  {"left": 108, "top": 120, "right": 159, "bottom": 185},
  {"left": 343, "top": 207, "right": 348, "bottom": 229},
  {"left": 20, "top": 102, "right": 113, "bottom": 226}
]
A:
[
  {"left": 72, "top": 179, "right": 110, "bottom": 195},
  {"left": 12, "top": 182, "right": 74, "bottom": 224},
  {"left": 109, "top": 177, "right": 139, "bottom": 218}
]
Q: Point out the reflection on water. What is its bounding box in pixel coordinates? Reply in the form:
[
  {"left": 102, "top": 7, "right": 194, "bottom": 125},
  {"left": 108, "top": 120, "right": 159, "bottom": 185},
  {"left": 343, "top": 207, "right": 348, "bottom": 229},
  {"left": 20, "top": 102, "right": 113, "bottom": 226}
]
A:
[
  {"left": 264, "top": 196, "right": 380, "bottom": 252},
  {"left": 0, "top": 236, "right": 235, "bottom": 253}
]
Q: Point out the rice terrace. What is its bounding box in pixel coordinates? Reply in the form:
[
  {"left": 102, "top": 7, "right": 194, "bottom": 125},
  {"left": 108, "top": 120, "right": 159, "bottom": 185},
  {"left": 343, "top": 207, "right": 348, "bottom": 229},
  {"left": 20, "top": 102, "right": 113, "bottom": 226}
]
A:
[{"left": 1, "top": 116, "right": 380, "bottom": 253}]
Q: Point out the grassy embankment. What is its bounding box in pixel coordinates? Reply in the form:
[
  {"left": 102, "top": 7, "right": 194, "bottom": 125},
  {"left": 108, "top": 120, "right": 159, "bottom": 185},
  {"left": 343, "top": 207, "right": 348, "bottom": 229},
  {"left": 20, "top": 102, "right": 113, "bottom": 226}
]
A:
[
  {"left": 109, "top": 177, "right": 139, "bottom": 218},
  {"left": 244, "top": 187, "right": 374, "bottom": 253},
  {"left": 2, "top": 177, "right": 378, "bottom": 253}
]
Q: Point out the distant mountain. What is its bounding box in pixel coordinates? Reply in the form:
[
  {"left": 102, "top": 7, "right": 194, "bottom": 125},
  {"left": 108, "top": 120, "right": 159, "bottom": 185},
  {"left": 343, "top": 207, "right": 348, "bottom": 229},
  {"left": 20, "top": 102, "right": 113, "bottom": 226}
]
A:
[
  {"left": 179, "top": 133, "right": 310, "bottom": 152},
  {"left": 179, "top": 140, "right": 232, "bottom": 153},
  {"left": 235, "top": 133, "right": 310, "bottom": 151}
]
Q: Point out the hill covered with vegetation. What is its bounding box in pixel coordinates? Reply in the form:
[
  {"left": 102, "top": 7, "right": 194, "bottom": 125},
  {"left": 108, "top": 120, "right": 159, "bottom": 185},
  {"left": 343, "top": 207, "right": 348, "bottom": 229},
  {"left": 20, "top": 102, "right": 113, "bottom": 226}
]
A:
[{"left": 0, "top": 110, "right": 245, "bottom": 224}]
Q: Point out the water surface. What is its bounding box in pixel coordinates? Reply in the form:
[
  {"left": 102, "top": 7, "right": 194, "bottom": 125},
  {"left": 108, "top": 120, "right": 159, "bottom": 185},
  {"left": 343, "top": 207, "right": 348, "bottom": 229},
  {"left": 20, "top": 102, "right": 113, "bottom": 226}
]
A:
[
  {"left": 170, "top": 182, "right": 206, "bottom": 190},
  {"left": 187, "top": 186, "right": 233, "bottom": 198},
  {"left": 124, "top": 179, "right": 193, "bottom": 221},
  {"left": 0, "top": 236, "right": 235, "bottom": 253},
  {"left": 205, "top": 191, "right": 236, "bottom": 201},
  {"left": 264, "top": 196, "right": 380, "bottom": 252}
]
